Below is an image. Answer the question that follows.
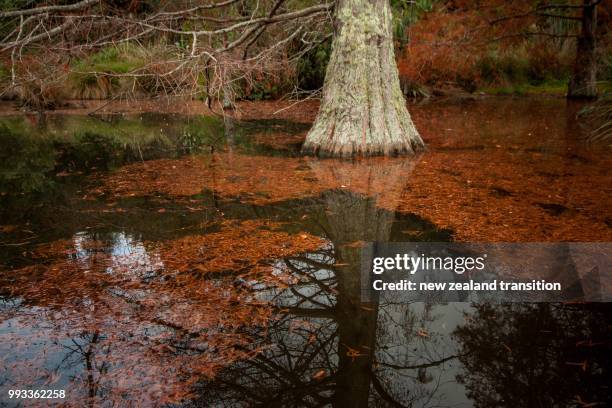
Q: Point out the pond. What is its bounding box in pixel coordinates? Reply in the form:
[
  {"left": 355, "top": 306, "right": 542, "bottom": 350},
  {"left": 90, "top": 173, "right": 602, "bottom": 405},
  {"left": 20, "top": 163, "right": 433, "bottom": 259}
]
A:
[{"left": 0, "top": 98, "right": 611, "bottom": 407}]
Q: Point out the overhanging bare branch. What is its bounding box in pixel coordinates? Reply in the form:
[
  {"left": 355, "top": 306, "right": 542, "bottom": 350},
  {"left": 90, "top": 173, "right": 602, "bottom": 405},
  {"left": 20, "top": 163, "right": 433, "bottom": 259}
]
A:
[{"left": 0, "top": 0, "right": 99, "bottom": 18}]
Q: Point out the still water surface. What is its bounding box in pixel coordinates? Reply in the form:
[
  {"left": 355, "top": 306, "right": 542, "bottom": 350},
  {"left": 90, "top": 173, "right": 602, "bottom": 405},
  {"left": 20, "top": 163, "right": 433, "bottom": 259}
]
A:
[{"left": 0, "top": 98, "right": 610, "bottom": 407}]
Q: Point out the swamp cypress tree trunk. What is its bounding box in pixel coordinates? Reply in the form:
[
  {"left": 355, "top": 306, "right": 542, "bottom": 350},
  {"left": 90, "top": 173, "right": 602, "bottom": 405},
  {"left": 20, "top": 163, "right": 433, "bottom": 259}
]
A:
[
  {"left": 568, "top": 0, "right": 598, "bottom": 99},
  {"left": 302, "top": 0, "right": 425, "bottom": 156}
]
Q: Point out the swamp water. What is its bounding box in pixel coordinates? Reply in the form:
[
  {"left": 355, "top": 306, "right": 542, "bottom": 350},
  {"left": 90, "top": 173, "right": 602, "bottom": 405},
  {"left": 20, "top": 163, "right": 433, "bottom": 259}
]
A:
[{"left": 0, "top": 98, "right": 610, "bottom": 407}]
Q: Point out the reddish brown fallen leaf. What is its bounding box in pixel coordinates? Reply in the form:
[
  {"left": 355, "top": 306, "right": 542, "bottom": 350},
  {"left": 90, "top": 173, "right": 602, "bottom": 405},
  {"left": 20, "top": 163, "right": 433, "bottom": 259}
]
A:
[
  {"left": 342, "top": 241, "right": 366, "bottom": 248},
  {"left": 311, "top": 370, "right": 327, "bottom": 381},
  {"left": 565, "top": 360, "right": 588, "bottom": 371},
  {"left": 416, "top": 329, "right": 429, "bottom": 338}
]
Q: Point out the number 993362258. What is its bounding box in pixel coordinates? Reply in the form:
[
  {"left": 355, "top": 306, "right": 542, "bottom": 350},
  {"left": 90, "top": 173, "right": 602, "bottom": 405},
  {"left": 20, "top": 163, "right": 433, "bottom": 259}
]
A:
[{"left": 8, "top": 389, "right": 65, "bottom": 399}]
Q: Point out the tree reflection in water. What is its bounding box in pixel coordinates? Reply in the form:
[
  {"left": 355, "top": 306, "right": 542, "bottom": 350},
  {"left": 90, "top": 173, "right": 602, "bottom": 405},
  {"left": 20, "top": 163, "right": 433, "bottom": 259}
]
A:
[
  {"left": 190, "top": 159, "right": 611, "bottom": 408},
  {"left": 455, "top": 303, "right": 612, "bottom": 408},
  {"left": 191, "top": 159, "right": 465, "bottom": 407}
]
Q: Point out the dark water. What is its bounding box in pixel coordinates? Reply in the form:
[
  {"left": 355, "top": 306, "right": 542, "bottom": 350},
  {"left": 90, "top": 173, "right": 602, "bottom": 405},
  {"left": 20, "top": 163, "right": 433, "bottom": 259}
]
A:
[{"left": 0, "top": 98, "right": 611, "bottom": 407}]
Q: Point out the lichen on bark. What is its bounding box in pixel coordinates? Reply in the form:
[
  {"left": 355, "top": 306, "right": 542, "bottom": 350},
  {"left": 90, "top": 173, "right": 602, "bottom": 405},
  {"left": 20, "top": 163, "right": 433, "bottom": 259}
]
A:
[{"left": 302, "top": 0, "right": 425, "bottom": 157}]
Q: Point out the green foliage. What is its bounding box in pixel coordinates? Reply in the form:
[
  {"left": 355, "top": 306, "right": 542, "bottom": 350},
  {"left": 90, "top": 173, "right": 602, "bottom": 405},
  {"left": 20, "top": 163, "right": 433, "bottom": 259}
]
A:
[
  {"left": 480, "top": 80, "right": 567, "bottom": 96},
  {"left": 56, "top": 132, "right": 123, "bottom": 172},
  {"left": 297, "top": 41, "right": 331, "bottom": 91},
  {"left": 477, "top": 52, "right": 530, "bottom": 84},
  {"left": 0, "top": 0, "right": 31, "bottom": 37},
  {"left": 0, "top": 62, "right": 9, "bottom": 85},
  {"left": 74, "top": 46, "right": 135, "bottom": 74},
  {"left": 526, "top": 44, "right": 571, "bottom": 84},
  {"left": 179, "top": 116, "right": 226, "bottom": 152},
  {"left": 600, "top": 53, "right": 612, "bottom": 82},
  {"left": 476, "top": 46, "right": 570, "bottom": 89},
  {"left": 391, "top": 0, "right": 436, "bottom": 48},
  {"left": 247, "top": 83, "right": 277, "bottom": 100},
  {"left": 70, "top": 44, "right": 146, "bottom": 98},
  {"left": 0, "top": 113, "right": 225, "bottom": 195},
  {"left": 0, "top": 0, "right": 30, "bottom": 9},
  {"left": 0, "top": 123, "right": 57, "bottom": 194}
]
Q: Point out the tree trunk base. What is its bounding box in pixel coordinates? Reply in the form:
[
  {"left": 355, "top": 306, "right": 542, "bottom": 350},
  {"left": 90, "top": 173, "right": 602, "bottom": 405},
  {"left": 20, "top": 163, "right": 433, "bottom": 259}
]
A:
[
  {"left": 302, "top": 138, "right": 425, "bottom": 158},
  {"left": 302, "top": 0, "right": 425, "bottom": 157}
]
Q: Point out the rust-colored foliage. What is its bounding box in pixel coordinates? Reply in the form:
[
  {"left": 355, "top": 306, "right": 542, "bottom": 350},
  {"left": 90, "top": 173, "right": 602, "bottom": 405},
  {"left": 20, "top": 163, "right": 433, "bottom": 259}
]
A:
[
  {"left": 98, "top": 99, "right": 611, "bottom": 243},
  {"left": 0, "top": 220, "right": 323, "bottom": 405},
  {"left": 398, "top": 8, "right": 483, "bottom": 88},
  {"left": 158, "top": 219, "right": 323, "bottom": 275},
  {"left": 100, "top": 153, "right": 412, "bottom": 208},
  {"left": 396, "top": 0, "right": 612, "bottom": 90}
]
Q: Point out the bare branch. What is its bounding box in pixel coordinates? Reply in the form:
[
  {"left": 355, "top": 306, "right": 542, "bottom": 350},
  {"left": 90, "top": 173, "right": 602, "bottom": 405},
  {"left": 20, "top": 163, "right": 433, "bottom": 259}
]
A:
[
  {"left": 122, "top": 3, "right": 334, "bottom": 38},
  {"left": 2, "top": 17, "right": 75, "bottom": 51},
  {"left": 0, "top": 0, "right": 335, "bottom": 109},
  {"left": 0, "top": 0, "right": 99, "bottom": 18},
  {"left": 536, "top": 0, "right": 604, "bottom": 10},
  {"left": 152, "top": 0, "right": 242, "bottom": 17}
]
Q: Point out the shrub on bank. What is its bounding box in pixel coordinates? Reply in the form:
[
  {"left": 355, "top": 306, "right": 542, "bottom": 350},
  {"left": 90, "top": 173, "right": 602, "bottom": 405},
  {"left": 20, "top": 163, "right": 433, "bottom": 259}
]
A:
[{"left": 396, "top": 6, "right": 578, "bottom": 95}]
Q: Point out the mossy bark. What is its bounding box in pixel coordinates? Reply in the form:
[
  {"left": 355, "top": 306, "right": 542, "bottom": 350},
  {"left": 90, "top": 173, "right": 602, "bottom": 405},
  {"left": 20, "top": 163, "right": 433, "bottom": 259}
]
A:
[{"left": 302, "top": 0, "right": 424, "bottom": 157}]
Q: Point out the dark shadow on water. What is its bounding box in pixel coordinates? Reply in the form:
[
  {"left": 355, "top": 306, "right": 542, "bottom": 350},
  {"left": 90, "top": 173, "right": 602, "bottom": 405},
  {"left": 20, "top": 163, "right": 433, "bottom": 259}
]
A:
[{"left": 184, "top": 186, "right": 611, "bottom": 408}]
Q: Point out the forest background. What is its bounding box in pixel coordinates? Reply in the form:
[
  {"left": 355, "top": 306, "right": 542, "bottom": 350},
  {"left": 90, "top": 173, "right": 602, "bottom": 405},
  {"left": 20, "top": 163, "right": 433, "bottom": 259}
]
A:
[{"left": 0, "top": 0, "right": 610, "bottom": 107}]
